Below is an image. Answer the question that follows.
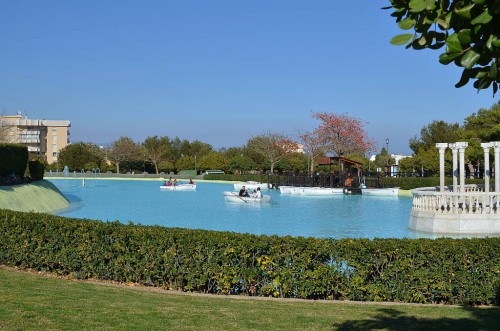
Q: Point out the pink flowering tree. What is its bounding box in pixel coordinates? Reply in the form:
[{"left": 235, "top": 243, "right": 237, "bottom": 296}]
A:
[{"left": 312, "top": 112, "right": 377, "bottom": 157}]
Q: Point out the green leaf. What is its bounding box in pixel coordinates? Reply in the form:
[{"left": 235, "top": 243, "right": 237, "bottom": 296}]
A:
[
  {"left": 454, "top": 4, "right": 474, "bottom": 19},
  {"left": 475, "top": 77, "right": 492, "bottom": 91},
  {"left": 437, "top": 12, "right": 452, "bottom": 29},
  {"left": 461, "top": 49, "right": 481, "bottom": 69},
  {"left": 439, "top": 52, "right": 461, "bottom": 64},
  {"left": 455, "top": 70, "right": 471, "bottom": 88},
  {"left": 471, "top": 9, "right": 493, "bottom": 25},
  {"left": 390, "top": 34, "right": 414, "bottom": 45},
  {"left": 418, "top": 35, "right": 428, "bottom": 46},
  {"left": 472, "top": 0, "right": 486, "bottom": 4},
  {"left": 457, "top": 29, "right": 472, "bottom": 44},
  {"left": 440, "top": 0, "right": 450, "bottom": 9},
  {"left": 491, "top": 37, "right": 500, "bottom": 47},
  {"left": 446, "top": 42, "right": 463, "bottom": 54},
  {"left": 398, "top": 17, "right": 416, "bottom": 30},
  {"left": 445, "top": 33, "right": 463, "bottom": 53},
  {"left": 489, "top": 62, "right": 498, "bottom": 79},
  {"left": 409, "top": 0, "right": 434, "bottom": 12}
]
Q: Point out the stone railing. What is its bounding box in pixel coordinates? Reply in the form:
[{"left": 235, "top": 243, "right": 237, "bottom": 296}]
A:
[{"left": 411, "top": 185, "right": 500, "bottom": 215}]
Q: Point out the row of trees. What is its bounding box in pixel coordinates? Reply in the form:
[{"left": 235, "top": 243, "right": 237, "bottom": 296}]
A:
[
  {"left": 50, "top": 112, "right": 382, "bottom": 175},
  {"left": 398, "top": 102, "right": 500, "bottom": 175}
]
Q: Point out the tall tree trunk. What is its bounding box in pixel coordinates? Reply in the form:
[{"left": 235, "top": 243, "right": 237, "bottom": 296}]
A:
[
  {"left": 115, "top": 163, "right": 120, "bottom": 174},
  {"left": 467, "top": 162, "right": 475, "bottom": 179}
]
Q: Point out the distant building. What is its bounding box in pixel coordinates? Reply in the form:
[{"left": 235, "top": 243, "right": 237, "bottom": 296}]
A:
[{"left": 0, "top": 112, "right": 71, "bottom": 164}]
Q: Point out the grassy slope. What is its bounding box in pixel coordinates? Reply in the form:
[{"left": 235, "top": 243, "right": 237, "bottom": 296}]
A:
[
  {"left": 0, "top": 180, "right": 69, "bottom": 213},
  {"left": 1, "top": 267, "right": 499, "bottom": 330}
]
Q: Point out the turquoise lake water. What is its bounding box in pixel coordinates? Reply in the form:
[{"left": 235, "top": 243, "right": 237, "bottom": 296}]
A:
[{"left": 49, "top": 178, "right": 428, "bottom": 239}]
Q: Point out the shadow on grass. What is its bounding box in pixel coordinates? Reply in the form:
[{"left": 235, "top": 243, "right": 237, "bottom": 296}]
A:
[{"left": 332, "top": 307, "right": 500, "bottom": 331}]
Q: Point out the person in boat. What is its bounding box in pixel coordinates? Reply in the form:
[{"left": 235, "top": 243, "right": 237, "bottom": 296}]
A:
[
  {"left": 254, "top": 187, "right": 262, "bottom": 198},
  {"left": 189, "top": 179, "right": 194, "bottom": 184},
  {"left": 344, "top": 174, "right": 354, "bottom": 187},
  {"left": 167, "top": 178, "right": 172, "bottom": 186},
  {"left": 162, "top": 181, "right": 167, "bottom": 186},
  {"left": 239, "top": 186, "right": 250, "bottom": 197},
  {"left": 173, "top": 179, "right": 178, "bottom": 186}
]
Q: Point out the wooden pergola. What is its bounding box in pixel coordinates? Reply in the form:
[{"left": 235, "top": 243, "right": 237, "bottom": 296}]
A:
[
  {"left": 316, "top": 156, "right": 363, "bottom": 193},
  {"left": 317, "top": 156, "right": 362, "bottom": 173}
]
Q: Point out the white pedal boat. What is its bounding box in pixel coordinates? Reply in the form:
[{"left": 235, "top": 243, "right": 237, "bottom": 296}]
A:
[
  {"left": 278, "top": 186, "right": 295, "bottom": 194},
  {"left": 299, "top": 187, "right": 344, "bottom": 196},
  {"left": 160, "top": 184, "right": 196, "bottom": 191},
  {"left": 233, "top": 181, "right": 270, "bottom": 191},
  {"left": 362, "top": 187, "right": 399, "bottom": 196},
  {"left": 223, "top": 191, "right": 272, "bottom": 203}
]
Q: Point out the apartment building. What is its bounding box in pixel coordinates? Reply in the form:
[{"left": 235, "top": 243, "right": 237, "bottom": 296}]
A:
[{"left": 0, "top": 112, "right": 71, "bottom": 164}]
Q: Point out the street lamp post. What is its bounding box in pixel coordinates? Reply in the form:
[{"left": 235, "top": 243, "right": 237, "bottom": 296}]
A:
[
  {"left": 385, "top": 138, "right": 389, "bottom": 166},
  {"left": 368, "top": 150, "right": 371, "bottom": 173},
  {"left": 194, "top": 155, "right": 197, "bottom": 174},
  {"left": 385, "top": 138, "right": 390, "bottom": 176}
]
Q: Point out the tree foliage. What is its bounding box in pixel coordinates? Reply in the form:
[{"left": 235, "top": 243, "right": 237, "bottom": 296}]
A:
[
  {"left": 143, "top": 136, "right": 170, "bottom": 175},
  {"left": 409, "top": 120, "right": 462, "bottom": 153},
  {"left": 462, "top": 101, "right": 500, "bottom": 140},
  {"left": 198, "top": 152, "right": 230, "bottom": 172},
  {"left": 312, "top": 112, "right": 377, "bottom": 157},
  {"left": 298, "top": 130, "right": 325, "bottom": 174},
  {"left": 229, "top": 154, "right": 256, "bottom": 174},
  {"left": 58, "top": 142, "right": 103, "bottom": 171},
  {"left": 247, "top": 132, "right": 298, "bottom": 173},
  {"left": 176, "top": 155, "right": 195, "bottom": 171},
  {"left": 385, "top": 0, "right": 500, "bottom": 95},
  {"left": 106, "top": 137, "right": 143, "bottom": 174}
]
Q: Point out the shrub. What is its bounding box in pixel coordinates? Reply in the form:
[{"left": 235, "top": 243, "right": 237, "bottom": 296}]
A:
[
  {"left": 28, "top": 160, "right": 45, "bottom": 181},
  {"left": 1, "top": 209, "right": 499, "bottom": 305},
  {"left": 0, "top": 144, "right": 28, "bottom": 178}
]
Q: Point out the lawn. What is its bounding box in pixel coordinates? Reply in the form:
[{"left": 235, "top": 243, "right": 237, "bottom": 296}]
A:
[{"left": 1, "top": 266, "right": 499, "bottom": 330}]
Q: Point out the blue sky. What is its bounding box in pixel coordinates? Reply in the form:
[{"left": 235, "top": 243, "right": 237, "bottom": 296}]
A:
[{"left": 1, "top": 1, "right": 498, "bottom": 155}]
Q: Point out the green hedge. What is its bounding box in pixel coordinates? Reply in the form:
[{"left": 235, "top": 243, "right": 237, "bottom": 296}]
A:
[
  {"left": 0, "top": 144, "right": 28, "bottom": 178},
  {"left": 379, "top": 177, "right": 484, "bottom": 190},
  {"left": 28, "top": 160, "right": 45, "bottom": 181},
  {"left": 204, "top": 174, "right": 268, "bottom": 182},
  {"left": 1, "top": 209, "right": 499, "bottom": 305}
]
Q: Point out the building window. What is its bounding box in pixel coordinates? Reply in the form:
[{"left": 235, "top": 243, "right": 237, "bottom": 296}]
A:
[
  {"left": 52, "top": 127, "right": 57, "bottom": 132},
  {"left": 52, "top": 144, "right": 57, "bottom": 149},
  {"left": 52, "top": 135, "right": 57, "bottom": 141},
  {"left": 53, "top": 152, "right": 58, "bottom": 157}
]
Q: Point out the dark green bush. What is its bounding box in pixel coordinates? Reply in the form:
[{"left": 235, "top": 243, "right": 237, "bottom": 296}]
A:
[
  {"left": 1, "top": 209, "right": 499, "bottom": 305},
  {"left": 0, "top": 144, "right": 28, "bottom": 178},
  {"left": 379, "top": 177, "right": 484, "bottom": 190},
  {"left": 204, "top": 173, "right": 268, "bottom": 182},
  {"left": 28, "top": 160, "right": 45, "bottom": 181}
]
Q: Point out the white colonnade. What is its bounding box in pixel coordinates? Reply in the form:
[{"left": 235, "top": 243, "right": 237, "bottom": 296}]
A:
[{"left": 436, "top": 141, "right": 500, "bottom": 192}]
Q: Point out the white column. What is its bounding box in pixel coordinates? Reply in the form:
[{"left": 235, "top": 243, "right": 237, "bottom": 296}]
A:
[
  {"left": 456, "top": 142, "right": 468, "bottom": 192},
  {"left": 493, "top": 142, "right": 500, "bottom": 192},
  {"left": 436, "top": 143, "right": 448, "bottom": 192},
  {"left": 449, "top": 143, "right": 458, "bottom": 193},
  {"left": 481, "top": 142, "right": 492, "bottom": 193}
]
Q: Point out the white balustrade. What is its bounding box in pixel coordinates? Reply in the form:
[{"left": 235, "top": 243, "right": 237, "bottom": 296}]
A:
[{"left": 411, "top": 185, "right": 499, "bottom": 215}]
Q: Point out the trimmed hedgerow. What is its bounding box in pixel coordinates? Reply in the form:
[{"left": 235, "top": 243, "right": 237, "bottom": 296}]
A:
[
  {"left": 379, "top": 177, "right": 484, "bottom": 190},
  {"left": 0, "top": 209, "right": 499, "bottom": 305},
  {"left": 0, "top": 144, "right": 28, "bottom": 178},
  {"left": 28, "top": 160, "right": 45, "bottom": 181}
]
